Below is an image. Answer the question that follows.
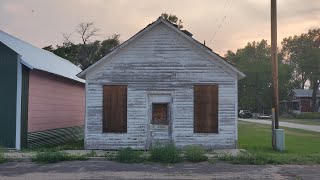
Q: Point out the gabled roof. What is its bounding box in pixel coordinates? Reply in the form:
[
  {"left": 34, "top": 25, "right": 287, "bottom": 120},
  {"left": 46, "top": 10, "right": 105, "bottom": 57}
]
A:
[
  {"left": 0, "top": 30, "right": 84, "bottom": 83},
  {"left": 293, "top": 89, "right": 320, "bottom": 98},
  {"left": 77, "top": 17, "right": 245, "bottom": 80}
]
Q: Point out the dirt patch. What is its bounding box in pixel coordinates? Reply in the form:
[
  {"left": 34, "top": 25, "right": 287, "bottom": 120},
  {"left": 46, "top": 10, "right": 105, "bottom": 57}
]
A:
[{"left": 0, "top": 160, "right": 319, "bottom": 179}]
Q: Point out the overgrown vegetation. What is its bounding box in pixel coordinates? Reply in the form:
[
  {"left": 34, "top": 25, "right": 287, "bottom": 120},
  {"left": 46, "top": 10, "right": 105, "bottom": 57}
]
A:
[
  {"left": 115, "top": 147, "right": 145, "bottom": 163},
  {"left": 0, "top": 147, "right": 7, "bottom": 164},
  {"left": 32, "top": 150, "right": 89, "bottom": 163},
  {"left": 149, "top": 143, "right": 181, "bottom": 163},
  {"left": 185, "top": 145, "right": 208, "bottom": 162}
]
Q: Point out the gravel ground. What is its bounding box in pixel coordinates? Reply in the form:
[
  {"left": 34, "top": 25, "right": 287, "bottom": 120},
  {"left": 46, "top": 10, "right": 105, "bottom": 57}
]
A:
[{"left": 0, "top": 160, "right": 319, "bottom": 180}]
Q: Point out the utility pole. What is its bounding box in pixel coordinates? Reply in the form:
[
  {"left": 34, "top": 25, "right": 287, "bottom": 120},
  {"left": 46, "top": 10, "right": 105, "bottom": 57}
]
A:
[{"left": 271, "top": 0, "right": 279, "bottom": 150}]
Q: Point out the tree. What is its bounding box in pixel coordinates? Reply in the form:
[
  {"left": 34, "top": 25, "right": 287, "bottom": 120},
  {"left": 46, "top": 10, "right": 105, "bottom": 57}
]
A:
[
  {"left": 161, "top": 13, "right": 183, "bottom": 29},
  {"left": 281, "top": 29, "right": 320, "bottom": 112},
  {"left": 225, "top": 40, "right": 292, "bottom": 113},
  {"left": 43, "top": 22, "right": 120, "bottom": 69}
]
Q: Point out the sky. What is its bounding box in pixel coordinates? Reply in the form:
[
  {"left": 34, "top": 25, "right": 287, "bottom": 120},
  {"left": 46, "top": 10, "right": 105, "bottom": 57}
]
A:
[{"left": 1, "top": 0, "right": 319, "bottom": 56}]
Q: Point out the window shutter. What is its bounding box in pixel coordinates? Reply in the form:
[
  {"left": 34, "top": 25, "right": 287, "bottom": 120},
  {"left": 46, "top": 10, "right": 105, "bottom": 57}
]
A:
[
  {"left": 194, "top": 85, "right": 218, "bottom": 133},
  {"left": 103, "top": 85, "right": 127, "bottom": 133}
]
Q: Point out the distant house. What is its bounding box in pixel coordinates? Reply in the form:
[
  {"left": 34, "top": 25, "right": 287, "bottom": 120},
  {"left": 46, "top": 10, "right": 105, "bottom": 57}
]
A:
[
  {"left": 0, "top": 30, "right": 85, "bottom": 150},
  {"left": 77, "top": 17, "right": 245, "bottom": 150},
  {"left": 281, "top": 89, "right": 320, "bottom": 113}
]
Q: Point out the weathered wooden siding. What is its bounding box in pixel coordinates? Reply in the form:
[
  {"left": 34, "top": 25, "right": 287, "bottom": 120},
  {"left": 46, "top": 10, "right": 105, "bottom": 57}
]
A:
[
  {"left": 85, "top": 23, "right": 237, "bottom": 149},
  {"left": 28, "top": 70, "right": 85, "bottom": 132}
]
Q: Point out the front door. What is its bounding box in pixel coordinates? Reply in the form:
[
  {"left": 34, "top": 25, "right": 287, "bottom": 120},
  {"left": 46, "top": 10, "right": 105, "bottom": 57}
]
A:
[{"left": 147, "top": 94, "right": 172, "bottom": 149}]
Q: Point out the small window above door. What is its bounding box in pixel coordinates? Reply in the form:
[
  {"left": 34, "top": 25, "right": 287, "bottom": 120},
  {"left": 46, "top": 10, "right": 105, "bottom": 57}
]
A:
[{"left": 152, "top": 103, "right": 169, "bottom": 125}]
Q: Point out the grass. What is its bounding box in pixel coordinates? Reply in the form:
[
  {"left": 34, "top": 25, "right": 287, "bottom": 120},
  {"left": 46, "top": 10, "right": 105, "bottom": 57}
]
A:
[
  {"left": 32, "top": 150, "right": 89, "bottom": 163},
  {"left": 224, "top": 121, "right": 320, "bottom": 164},
  {"left": 184, "top": 145, "right": 208, "bottom": 162},
  {"left": 149, "top": 143, "right": 181, "bottom": 163},
  {"left": 115, "top": 147, "right": 145, "bottom": 163}
]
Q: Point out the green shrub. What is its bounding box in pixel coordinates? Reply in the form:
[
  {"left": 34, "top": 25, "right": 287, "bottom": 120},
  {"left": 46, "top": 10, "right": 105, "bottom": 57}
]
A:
[
  {"left": 185, "top": 145, "right": 208, "bottom": 162},
  {"left": 150, "top": 143, "right": 181, "bottom": 163},
  {"left": 216, "top": 151, "right": 317, "bottom": 165},
  {"left": 104, "top": 151, "right": 116, "bottom": 160},
  {"left": 32, "top": 151, "right": 88, "bottom": 163},
  {"left": 115, "top": 147, "right": 144, "bottom": 163},
  {"left": 218, "top": 152, "right": 272, "bottom": 165},
  {"left": 294, "top": 112, "right": 320, "bottom": 119},
  {"left": 0, "top": 147, "right": 6, "bottom": 164}
]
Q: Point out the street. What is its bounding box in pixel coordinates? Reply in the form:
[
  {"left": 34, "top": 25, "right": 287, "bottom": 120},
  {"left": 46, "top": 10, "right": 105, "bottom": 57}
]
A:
[
  {"left": 0, "top": 160, "right": 320, "bottom": 180},
  {"left": 239, "top": 118, "right": 320, "bottom": 132}
]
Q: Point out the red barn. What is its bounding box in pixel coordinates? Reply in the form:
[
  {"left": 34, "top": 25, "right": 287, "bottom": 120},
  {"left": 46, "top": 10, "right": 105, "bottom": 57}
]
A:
[{"left": 0, "top": 30, "right": 85, "bottom": 149}]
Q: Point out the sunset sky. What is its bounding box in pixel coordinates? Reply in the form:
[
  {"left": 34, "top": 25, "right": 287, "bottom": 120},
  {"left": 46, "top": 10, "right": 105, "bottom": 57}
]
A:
[{"left": 1, "top": 0, "right": 319, "bottom": 56}]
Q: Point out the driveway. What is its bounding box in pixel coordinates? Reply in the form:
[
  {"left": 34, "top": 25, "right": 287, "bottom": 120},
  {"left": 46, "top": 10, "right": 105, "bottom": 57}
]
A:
[
  {"left": 0, "top": 160, "right": 320, "bottom": 179},
  {"left": 239, "top": 118, "right": 320, "bottom": 132}
]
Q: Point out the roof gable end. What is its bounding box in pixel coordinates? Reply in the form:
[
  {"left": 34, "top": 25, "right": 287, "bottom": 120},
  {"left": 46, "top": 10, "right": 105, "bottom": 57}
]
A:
[{"left": 77, "top": 17, "right": 245, "bottom": 80}]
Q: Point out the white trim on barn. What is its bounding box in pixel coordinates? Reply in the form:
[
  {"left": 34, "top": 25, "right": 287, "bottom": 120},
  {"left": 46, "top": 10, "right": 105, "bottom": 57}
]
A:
[
  {"left": 84, "top": 81, "right": 88, "bottom": 149},
  {"left": 15, "top": 55, "right": 22, "bottom": 150}
]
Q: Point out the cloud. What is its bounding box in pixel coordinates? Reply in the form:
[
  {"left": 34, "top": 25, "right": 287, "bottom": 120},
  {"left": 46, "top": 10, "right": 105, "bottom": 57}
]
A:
[
  {"left": 3, "top": 2, "right": 25, "bottom": 14},
  {"left": 0, "top": 0, "right": 319, "bottom": 56}
]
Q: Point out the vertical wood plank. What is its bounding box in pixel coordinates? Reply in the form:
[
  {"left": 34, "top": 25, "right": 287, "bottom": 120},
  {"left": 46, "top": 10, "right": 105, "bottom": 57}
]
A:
[
  {"left": 194, "top": 85, "right": 218, "bottom": 133},
  {"left": 103, "top": 85, "right": 127, "bottom": 133}
]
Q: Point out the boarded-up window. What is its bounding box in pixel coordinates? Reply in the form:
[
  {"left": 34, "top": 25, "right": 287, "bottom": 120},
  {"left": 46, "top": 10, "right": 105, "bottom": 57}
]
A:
[
  {"left": 103, "top": 85, "right": 127, "bottom": 133},
  {"left": 194, "top": 85, "right": 218, "bottom": 133},
  {"left": 152, "top": 103, "right": 169, "bottom": 125}
]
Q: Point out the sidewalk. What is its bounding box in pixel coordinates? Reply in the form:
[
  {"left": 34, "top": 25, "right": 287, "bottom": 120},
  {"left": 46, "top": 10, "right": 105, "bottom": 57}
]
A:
[
  {"left": 3, "top": 149, "right": 244, "bottom": 161},
  {"left": 239, "top": 118, "right": 320, "bottom": 132}
]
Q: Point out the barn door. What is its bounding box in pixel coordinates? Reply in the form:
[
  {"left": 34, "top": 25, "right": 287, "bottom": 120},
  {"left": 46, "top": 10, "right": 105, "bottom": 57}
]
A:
[{"left": 147, "top": 94, "right": 172, "bottom": 149}]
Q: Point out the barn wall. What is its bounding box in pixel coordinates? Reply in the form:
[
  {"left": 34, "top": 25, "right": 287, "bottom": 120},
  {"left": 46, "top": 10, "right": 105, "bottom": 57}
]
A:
[
  {"left": 85, "top": 23, "right": 237, "bottom": 149},
  {"left": 28, "top": 70, "right": 85, "bottom": 133},
  {"left": 0, "top": 42, "right": 18, "bottom": 148}
]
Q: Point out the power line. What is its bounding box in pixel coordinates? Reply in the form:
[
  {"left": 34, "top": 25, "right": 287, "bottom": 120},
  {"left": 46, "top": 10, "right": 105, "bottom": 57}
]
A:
[
  {"left": 209, "top": 0, "right": 234, "bottom": 43},
  {"left": 208, "top": 0, "right": 230, "bottom": 40}
]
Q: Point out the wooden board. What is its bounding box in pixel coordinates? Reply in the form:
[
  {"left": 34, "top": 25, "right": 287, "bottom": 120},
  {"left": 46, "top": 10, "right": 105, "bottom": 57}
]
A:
[
  {"left": 194, "top": 85, "right": 218, "bottom": 133},
  {"left": 152, "top": 103, "right": 168, "bottom": 125},
  {"left": 103, "top": 85, "right": 127, "bottom": 133}
]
